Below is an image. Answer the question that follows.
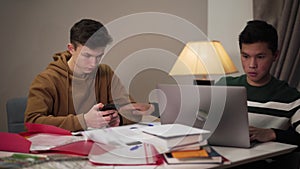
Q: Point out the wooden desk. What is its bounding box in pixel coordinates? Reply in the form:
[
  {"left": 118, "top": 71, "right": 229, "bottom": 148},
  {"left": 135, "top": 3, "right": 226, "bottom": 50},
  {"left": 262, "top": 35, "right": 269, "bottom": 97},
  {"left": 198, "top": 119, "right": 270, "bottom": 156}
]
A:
[{"left": 0, "top": 142, "right": 296, "bottom": 169}]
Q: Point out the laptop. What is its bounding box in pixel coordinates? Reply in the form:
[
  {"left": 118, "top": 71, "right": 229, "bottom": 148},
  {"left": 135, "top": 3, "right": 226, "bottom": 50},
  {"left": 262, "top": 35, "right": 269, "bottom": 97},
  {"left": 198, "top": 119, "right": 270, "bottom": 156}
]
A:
[{"left": 156, "top": 84, "right": 251, "bottom": 148}]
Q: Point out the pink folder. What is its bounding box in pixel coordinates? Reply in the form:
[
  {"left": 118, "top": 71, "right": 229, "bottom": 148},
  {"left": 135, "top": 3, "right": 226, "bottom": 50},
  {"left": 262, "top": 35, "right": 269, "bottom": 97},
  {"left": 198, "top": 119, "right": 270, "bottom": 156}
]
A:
[
  {"left": 0, "top": 123, "right": 93, "bottom": 156},
  {"left": 0, "top": 132, "right": 31, "bottom": 153},
  {"left": 24, "top": 123, "right": 72, "bottom": 135}
]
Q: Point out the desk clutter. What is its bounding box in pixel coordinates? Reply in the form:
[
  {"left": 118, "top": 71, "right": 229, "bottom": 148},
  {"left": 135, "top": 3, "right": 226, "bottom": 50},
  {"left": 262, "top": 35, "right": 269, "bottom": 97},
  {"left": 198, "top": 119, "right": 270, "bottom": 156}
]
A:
[{"left": 0, "top": 123, "right": 230, "bottom": 167}]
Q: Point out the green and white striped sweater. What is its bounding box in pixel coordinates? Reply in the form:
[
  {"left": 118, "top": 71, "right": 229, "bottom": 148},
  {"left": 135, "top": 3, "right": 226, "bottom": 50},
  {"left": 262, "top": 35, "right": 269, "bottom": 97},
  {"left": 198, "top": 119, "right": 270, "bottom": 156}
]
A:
[{"left": 216, "top": 75, "right": 300, "bottom": 146}]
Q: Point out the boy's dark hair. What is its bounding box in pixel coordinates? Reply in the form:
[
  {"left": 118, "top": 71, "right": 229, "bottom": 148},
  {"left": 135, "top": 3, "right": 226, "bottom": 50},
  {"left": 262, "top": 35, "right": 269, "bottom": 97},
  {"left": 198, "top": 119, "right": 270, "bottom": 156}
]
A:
[
  {"left": 70, "top": 19, "right": 112, "bottom": 49},
  {"left": 239, "top": 20, "right": 278, "bottom": 55}
]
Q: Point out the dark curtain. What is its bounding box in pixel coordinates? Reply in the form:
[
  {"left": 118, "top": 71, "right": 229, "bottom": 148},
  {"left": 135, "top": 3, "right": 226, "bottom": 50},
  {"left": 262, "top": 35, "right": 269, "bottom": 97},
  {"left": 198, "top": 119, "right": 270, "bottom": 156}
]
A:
[{"left": 253, "top": 0, "right": 300, "bottom": 89}]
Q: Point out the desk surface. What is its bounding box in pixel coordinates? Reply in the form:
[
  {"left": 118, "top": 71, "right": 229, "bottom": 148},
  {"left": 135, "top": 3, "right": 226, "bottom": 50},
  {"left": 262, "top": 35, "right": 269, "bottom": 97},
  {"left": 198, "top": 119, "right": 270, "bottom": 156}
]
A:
[
  {"left": 0, "top": 141, "right": 297, "bottom": 169},
  {"left": 212, "top": 142, "right": 297, "bottom": 169}
]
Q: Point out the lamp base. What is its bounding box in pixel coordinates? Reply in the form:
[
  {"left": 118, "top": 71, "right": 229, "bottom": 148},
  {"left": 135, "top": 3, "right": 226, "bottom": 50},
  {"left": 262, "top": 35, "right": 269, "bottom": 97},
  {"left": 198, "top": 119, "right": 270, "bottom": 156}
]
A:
[{"left": 193, "top": 79, "right": 215, "bottom": 85}]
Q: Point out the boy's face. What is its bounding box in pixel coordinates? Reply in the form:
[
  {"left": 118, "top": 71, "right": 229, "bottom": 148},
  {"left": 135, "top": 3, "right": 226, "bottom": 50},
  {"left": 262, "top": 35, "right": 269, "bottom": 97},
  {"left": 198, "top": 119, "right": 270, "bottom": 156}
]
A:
[
  {"left": 240, "top": 42, "right": 278, "bottom": 86},
  {"left": 69, "top": 44, "right": 105, "bottom": 75}
]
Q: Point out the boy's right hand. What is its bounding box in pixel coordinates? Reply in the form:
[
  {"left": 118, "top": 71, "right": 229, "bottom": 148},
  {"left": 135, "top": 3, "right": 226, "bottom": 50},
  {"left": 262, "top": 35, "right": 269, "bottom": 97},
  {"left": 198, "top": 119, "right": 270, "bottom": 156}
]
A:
[{"left": 84, "top": 103, "right": 118, "bottom": 129}]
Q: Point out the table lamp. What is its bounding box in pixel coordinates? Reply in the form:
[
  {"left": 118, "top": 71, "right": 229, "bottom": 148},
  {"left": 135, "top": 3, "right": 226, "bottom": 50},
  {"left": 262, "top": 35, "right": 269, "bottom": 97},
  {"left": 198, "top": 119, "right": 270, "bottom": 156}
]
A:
[{"left": 169, "top": 40, "right": 238, "bottom": 85}]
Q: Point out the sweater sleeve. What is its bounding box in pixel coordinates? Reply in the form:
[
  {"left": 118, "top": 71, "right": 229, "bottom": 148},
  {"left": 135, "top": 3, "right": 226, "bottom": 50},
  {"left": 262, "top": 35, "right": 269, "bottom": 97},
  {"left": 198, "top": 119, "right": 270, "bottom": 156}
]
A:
[
  {"left": 274, "top": 89, "right": 300, "bottom": 146},
  {"left": 215, "top": 77, "right": 228, "bottom": 86},
  {"left": 25, "top": 74, "right": 84, "bottom": 132},
  {"left": 273, "top": 127, "right": 300, "bottom": 146}
]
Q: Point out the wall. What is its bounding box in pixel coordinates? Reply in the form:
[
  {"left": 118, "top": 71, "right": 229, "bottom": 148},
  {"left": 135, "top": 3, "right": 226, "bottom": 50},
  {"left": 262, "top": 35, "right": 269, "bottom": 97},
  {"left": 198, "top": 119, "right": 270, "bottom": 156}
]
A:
[
  {"left": 208, "top": 0, "right": 253, "bottom": 77},
  {"left": 0, "top": 0, "right": 208, "bottom": 132},
  {"left": 0, "top": 0, "right": 253, "bottom": 132}
]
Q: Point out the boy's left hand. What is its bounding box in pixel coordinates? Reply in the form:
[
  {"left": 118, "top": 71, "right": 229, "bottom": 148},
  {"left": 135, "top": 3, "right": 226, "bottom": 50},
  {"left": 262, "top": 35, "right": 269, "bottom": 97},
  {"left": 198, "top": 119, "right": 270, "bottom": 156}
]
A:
[{"left": 249, "top": 126, "right": 276, "bottom": 142}]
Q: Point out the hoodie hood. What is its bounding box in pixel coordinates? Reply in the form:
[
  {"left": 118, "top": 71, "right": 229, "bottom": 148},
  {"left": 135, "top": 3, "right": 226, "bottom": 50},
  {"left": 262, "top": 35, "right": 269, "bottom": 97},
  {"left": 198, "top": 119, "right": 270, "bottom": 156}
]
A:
[
  {"left": 48, "top": 51, "right": 72, "bottom": 78},
  {"left": 47, "top": 51, "right": 73, "bottom": 116}
]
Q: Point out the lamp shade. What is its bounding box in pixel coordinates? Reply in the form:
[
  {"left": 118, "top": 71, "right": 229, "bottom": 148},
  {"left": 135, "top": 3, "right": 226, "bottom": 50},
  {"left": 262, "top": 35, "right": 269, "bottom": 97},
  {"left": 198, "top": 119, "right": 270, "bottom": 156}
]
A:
[{"left": 169, "top": 41, "right": 238, "bottom": 76}]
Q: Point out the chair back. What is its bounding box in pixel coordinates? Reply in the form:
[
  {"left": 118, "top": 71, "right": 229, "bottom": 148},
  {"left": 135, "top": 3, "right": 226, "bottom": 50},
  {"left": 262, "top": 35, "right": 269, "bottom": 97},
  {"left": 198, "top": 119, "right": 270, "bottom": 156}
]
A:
[{"left": 6, "top": 97, "right": 27, "bottom": 133}]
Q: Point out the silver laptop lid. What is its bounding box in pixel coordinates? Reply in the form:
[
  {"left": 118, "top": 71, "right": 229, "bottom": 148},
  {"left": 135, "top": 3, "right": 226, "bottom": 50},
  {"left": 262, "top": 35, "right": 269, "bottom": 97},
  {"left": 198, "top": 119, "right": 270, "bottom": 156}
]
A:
[{"left": 156, "top": 84, "right": 250, "bottom": 148}]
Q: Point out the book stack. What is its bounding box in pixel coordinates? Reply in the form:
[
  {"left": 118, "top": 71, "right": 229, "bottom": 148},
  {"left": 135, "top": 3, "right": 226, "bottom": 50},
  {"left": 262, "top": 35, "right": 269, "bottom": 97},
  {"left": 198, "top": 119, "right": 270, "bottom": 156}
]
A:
[
  {"left": 140, "top": 124, "right": 210, "bottom": 153},
  {"left": 140, "top": 124, "right": 230, "bottom": 165}
]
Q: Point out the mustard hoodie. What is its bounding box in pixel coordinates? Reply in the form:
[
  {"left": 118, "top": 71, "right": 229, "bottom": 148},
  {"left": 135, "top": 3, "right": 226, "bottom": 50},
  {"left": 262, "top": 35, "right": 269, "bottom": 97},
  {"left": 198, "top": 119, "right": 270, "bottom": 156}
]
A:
[{"left": 25, "top": 51, "right": 140, "bottom": 131}]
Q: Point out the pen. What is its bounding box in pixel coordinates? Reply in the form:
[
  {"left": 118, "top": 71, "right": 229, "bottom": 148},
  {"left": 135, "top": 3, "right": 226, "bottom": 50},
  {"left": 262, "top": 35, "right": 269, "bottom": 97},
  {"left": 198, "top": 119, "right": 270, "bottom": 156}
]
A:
[
  {"left": 138, "top": 122, "right": 154, "bottom": 126},
  {"left": 130, "top": 144, "right": 142, "bottom": 151}
]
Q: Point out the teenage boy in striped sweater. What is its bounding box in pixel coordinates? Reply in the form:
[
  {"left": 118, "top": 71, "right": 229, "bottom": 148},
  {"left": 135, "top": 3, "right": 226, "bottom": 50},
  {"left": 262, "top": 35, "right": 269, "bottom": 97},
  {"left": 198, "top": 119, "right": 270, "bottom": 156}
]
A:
[{"left": 216, "top": 20, "right": 299, "bottom": 169}]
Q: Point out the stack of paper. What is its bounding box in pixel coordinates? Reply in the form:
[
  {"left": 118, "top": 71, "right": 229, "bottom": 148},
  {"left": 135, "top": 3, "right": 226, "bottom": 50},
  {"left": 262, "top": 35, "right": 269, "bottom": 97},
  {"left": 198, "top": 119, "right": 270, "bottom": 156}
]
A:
[
  {"left": 82, "top": 124, "right": 163, "bottom": 165},
  {"left": 140, "top": 124, "right": 210, "bottom": 153}
]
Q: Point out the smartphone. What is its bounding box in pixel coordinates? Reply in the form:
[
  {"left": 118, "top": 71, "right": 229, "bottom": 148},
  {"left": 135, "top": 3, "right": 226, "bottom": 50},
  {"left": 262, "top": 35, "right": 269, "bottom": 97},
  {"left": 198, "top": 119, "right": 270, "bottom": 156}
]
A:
[{"left": 100, "top": 103, "right": 118, "bottom": 111}]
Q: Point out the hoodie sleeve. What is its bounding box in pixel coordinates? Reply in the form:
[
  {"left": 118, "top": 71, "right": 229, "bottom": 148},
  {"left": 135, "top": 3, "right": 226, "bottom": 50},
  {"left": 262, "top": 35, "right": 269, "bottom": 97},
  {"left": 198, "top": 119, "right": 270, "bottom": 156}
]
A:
[{"left": 25, "top": 72, "right": 85, "bottom": 132}]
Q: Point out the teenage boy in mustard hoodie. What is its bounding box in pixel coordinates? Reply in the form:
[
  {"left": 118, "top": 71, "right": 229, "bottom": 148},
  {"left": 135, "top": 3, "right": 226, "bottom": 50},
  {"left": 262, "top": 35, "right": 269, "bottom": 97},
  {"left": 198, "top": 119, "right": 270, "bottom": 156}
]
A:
[{"left": 25, "top": 19, "right": 154, "bottom": 131}]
